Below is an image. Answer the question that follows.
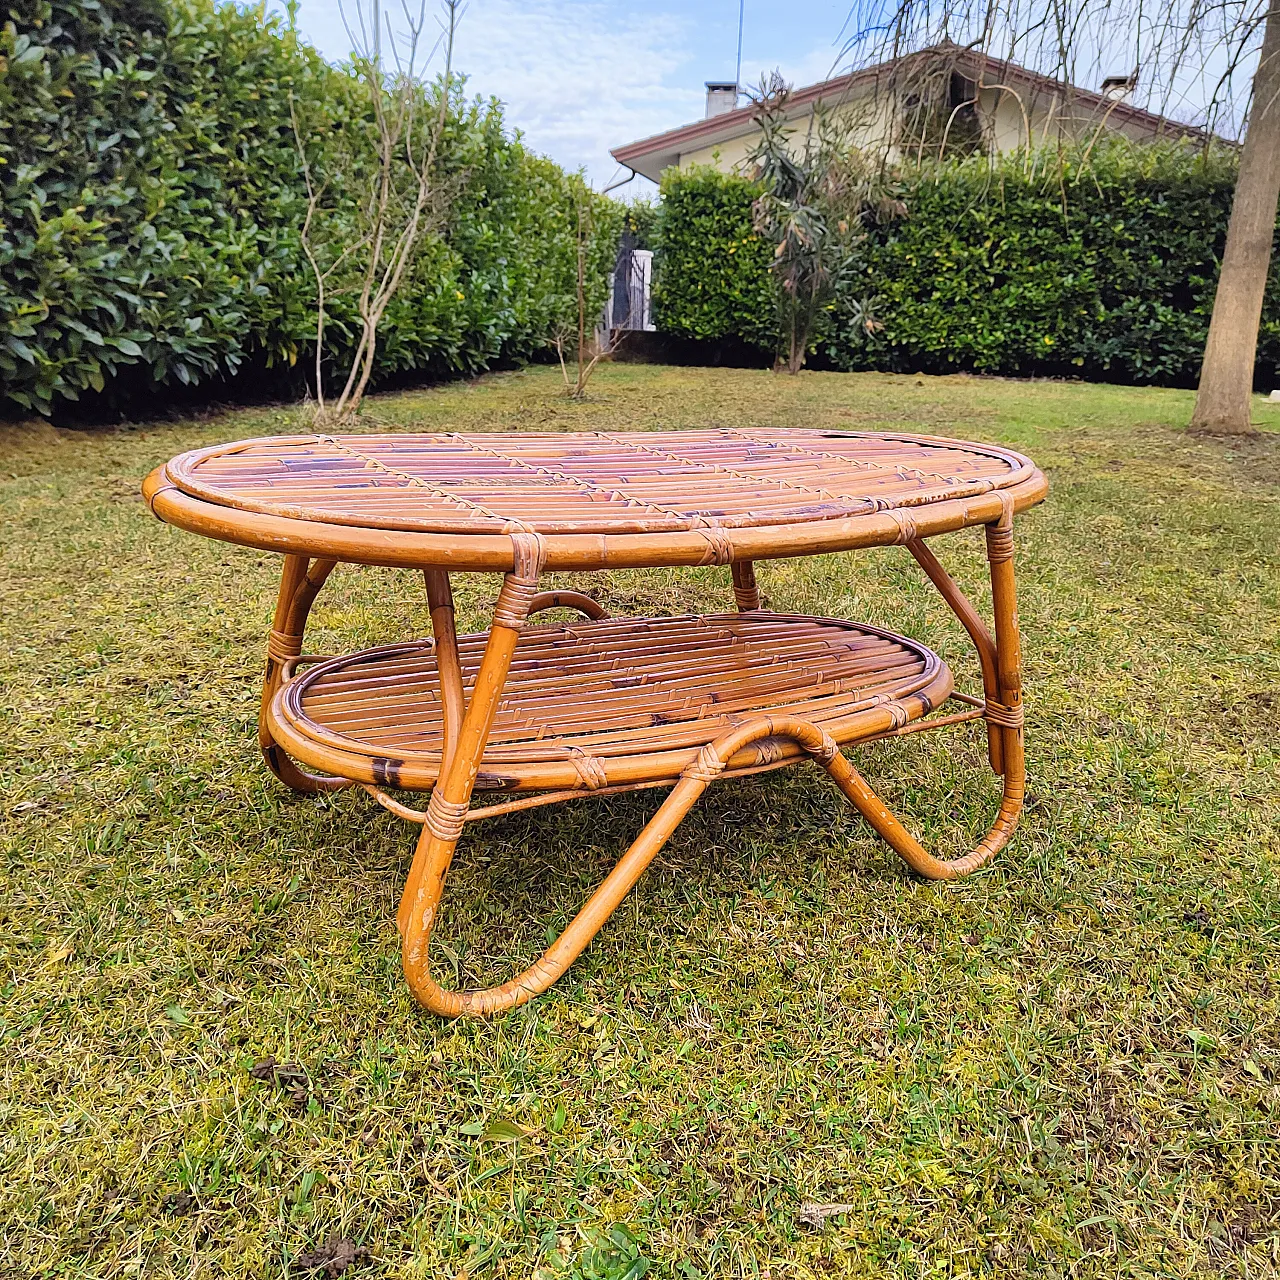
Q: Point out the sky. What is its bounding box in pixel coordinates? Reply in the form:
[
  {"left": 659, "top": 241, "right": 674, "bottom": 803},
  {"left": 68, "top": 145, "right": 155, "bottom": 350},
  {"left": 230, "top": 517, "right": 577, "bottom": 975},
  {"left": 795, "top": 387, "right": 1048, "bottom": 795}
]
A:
[
  {"left": 284, "top": 0, "right": 1259, "bottom": 193},
  {"left": 285, "top": 0, "right": 859, "bottom": 192}
]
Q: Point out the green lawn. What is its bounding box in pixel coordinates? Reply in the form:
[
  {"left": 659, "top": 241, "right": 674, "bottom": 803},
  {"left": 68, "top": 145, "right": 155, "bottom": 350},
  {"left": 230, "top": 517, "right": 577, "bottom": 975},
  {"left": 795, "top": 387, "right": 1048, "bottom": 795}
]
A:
[{"left": 3, "top": 364, "right": 1279, "bottom": 1278}]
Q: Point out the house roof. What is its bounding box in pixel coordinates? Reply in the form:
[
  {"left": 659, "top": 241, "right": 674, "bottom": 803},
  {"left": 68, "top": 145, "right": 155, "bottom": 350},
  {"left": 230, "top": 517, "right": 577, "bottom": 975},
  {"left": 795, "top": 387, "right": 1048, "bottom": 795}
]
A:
[{"left": 611, "top": 46, "right": 1210, "bottom": 182}]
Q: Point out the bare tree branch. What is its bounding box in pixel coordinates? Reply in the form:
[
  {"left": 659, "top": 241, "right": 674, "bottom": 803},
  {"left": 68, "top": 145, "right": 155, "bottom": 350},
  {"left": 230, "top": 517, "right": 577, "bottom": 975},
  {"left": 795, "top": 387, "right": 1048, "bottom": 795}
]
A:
[{"left": 304, "top": 0, "right": 464, "bottom": 423}]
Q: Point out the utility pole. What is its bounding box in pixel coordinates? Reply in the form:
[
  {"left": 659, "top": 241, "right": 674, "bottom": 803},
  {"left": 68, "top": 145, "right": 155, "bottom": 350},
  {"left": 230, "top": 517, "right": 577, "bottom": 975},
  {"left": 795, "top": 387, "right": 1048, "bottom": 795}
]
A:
[{"left": 735, "top": 0, "right": 745, "bottom": 101}]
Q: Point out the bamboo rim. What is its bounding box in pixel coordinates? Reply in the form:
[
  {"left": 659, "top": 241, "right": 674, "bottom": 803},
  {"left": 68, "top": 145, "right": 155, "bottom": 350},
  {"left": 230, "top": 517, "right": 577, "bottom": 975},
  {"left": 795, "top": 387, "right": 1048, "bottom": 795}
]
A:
[
  {"left": 144, "top": 465, "right": 1047, "bottom": 571},
  {"left": 161, "top": 429, "right": 1040, "bottom": 536}
]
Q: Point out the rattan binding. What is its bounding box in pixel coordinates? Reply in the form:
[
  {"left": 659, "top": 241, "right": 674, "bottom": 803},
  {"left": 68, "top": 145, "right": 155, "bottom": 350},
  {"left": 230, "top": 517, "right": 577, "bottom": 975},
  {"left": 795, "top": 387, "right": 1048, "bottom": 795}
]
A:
[{"left": 265, "top": 612, "right": 954, "bottom": 793}]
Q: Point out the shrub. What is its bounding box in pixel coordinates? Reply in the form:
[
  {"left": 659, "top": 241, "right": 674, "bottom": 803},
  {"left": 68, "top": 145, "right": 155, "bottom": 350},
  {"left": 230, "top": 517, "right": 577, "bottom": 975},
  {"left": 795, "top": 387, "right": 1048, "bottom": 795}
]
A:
[
  {"left": 0, "top": 0, "right": 620, "bottom": 415},
  {"left": 620, "top": 199, "right": 658, "bottom": 249},
  {"left": 651, "top": 165, "right": 773, "bottom": 350},
  {"left": 652, "top": 145, "right": 1280, "bottom": 387},
  {"left": 1, "top": 0, "right": 323, "bottom": 412}
]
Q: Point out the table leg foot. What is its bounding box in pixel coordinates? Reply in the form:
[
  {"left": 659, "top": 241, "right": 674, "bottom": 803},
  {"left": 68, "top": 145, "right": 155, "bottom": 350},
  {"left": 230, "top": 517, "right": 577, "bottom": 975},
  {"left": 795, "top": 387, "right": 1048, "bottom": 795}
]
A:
[{"left": 397, "top": 715, "right": 848, "bottom": 1017}]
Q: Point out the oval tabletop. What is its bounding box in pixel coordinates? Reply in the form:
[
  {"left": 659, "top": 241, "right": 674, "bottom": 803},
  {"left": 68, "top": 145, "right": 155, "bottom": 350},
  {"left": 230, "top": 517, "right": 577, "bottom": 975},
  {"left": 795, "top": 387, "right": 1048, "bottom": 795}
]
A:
[{"left": 144, "top": 429, "right": 1047, "bottom": 570}]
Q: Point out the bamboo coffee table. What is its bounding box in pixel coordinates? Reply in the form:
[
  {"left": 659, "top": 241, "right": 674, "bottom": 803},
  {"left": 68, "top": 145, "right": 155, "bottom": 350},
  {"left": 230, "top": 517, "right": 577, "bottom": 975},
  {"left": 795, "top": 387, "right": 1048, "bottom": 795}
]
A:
[{"left": 144, "top": 428, "right": 1047, "bottom": 1017}]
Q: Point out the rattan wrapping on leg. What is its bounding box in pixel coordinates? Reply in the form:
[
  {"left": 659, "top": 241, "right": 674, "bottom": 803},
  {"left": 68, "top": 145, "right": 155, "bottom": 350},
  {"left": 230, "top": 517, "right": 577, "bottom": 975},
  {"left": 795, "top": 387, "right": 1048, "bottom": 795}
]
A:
[
  {"left": 983, "top": 699, "right": 1025, "bottom": 729},
  {"left": 985, "top": 524, "right": 1015, "bottom": 564},
  {"left": 731, "top": 561, "right": 762, "bottom": 611},
  {"left": 508, "top": 528, "right": 547, "bottom": 579},
  {"left": 266, "top": 627, "right": 304, "bottom": 662},
  {"left": 696, "top": 527, "right": 735, "bottom": 565},
  {"left": 425, "top": 792, "right": 470, "bottom": 842},
  {"left": 493, "top": 577, "right": 541, "bottom": 630},
  {"left": 985, "top": 490, "right": 1017, "bottom": 564},
  {"left": 683, "top": 744, "right": 728, "bottom": 784}
]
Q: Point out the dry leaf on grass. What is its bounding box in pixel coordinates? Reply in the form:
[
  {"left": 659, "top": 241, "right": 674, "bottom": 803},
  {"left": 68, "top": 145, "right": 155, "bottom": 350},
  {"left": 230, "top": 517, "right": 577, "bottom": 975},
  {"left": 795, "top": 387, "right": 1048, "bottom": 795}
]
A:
[{"left": 798, "top": 1203, "right": 857, "bottom": 1229}]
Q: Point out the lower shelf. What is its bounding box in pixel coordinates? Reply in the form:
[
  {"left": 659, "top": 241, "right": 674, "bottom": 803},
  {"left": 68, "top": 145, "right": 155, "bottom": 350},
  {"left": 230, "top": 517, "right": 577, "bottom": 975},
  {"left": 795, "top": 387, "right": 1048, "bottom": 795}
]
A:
[{"left": 267, "top": 611, "right": 954, "bottom": 792}]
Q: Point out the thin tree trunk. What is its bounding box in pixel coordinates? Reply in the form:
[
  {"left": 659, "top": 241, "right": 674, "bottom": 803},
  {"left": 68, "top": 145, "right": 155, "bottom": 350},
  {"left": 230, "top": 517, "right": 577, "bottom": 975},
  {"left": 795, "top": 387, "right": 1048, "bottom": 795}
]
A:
[
  {"left": 1191, "top": 0, "right": 1280, "bottom": 435},
  {"left": 787, "top": 315, "right": 805, "bottom": 374},
  {"left": 576, "top": 202, "right": 587, "bottom": 396}
]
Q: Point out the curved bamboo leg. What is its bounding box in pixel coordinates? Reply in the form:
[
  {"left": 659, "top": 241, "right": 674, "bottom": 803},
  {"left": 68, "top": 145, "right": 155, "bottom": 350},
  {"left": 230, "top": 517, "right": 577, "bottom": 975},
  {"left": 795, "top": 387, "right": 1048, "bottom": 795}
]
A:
[
  {"left": 731, "top": 560, "right": 762, "bottom": 610},
  {"left": 399, "top": 534, "right": 547, "bottom": 1000},
  {"left": 398, "top": 695, "right": 1023, "bottom": 1016},
  {"left": 855, "top": 499, "right": 1025, "bottom": 878},
  {"left": 399, "top": 715, "right": 844, "bottom": 1018},
  {"left": 259, "top": 555, "right": 346, "bottom": 792},
  {"left": 528, "top": 589, "right": 608, "bottom": 620}
]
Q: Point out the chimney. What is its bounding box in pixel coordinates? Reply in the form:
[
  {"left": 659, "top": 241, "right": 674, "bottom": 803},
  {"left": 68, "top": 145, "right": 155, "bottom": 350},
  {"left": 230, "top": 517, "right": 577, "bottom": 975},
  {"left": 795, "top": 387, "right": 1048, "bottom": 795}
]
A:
[
  {"left": 705, "top": 82, "right": 738, "bottom": 118},
  {"left": 1101, "top": 73, "right": 1137, "bottom": 102}
]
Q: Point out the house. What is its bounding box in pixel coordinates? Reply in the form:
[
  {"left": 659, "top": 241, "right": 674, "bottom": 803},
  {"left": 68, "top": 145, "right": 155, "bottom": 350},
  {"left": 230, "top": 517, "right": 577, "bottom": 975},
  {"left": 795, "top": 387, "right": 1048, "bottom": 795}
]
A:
[{"left": 610, "top": 44, "right": 1209, "bottom": 184}]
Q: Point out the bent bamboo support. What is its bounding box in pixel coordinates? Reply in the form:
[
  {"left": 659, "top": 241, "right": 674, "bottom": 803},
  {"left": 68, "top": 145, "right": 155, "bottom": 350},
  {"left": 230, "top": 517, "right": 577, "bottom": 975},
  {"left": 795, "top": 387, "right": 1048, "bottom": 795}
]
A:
[
  {"left": 258, "top": 514, "right": 1025, "bottom": 1017},
  {"left": 259, "top": 554, "right": 347, "bottom": 793},
  {"left": 401, "top": 717, "right": 846, "bottom": 1017},
  {"left": 396, "top": 508, "right": 1026, "bottom": 1017},
  {"left": 528, "top": 589, "right": 608, "bottom": 621},
  {"left": 398, "top": 707, "right": 1023, "bottom": 1017}
]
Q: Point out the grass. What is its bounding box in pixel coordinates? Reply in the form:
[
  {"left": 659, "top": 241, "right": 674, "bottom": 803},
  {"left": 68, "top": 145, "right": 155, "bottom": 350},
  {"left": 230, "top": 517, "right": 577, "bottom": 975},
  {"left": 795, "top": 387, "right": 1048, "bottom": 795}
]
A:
[{"left": 2, "top": 363, "right": 1279, "bottom": 1279}]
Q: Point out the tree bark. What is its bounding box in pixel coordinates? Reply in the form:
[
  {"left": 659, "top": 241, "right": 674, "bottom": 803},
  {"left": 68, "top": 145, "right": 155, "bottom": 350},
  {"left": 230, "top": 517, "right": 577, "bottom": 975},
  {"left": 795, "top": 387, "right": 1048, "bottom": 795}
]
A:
[{"left": 1191, "top": 0, "right": 1280, "bottom": 434}]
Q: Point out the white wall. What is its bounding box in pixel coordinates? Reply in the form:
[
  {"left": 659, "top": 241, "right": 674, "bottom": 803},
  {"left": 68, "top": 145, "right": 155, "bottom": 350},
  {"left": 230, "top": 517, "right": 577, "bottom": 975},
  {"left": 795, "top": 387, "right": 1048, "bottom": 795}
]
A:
[{"left": 667, "top": 81, "right": 1171, "bottom": 178}]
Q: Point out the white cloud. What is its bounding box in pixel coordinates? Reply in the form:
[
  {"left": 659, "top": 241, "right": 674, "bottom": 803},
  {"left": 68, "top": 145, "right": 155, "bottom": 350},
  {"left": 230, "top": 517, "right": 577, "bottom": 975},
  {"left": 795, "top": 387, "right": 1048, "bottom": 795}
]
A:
[
  {"left": 294, "top": 0, "right": 706, "bottom": 186},
  {"left": 457, "top": 0, "right": 708, "bottom": 186},
  {"left": 289, "top": 0, "right": 865, "bottom": 189}
]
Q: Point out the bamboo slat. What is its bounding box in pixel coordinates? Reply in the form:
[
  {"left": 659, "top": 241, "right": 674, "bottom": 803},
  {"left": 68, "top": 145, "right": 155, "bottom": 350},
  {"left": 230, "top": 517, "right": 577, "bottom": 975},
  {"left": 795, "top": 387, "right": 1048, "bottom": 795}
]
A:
[{"left": 266, "top": 612, "right": 954, "bottom": 793}]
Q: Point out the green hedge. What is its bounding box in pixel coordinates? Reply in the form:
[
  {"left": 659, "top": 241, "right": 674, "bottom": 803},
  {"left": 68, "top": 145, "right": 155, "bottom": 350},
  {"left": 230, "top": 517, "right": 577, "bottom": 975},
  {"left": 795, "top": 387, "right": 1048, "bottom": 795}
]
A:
[
  {"left": 0, "top": 0, "right": 618, "bottom": 415},
  {"left": 651, "top": 166, "right": 774, "bottom": 351},
  {"left": 653, "top": 149, "right": 1280, "bottom": 386}
]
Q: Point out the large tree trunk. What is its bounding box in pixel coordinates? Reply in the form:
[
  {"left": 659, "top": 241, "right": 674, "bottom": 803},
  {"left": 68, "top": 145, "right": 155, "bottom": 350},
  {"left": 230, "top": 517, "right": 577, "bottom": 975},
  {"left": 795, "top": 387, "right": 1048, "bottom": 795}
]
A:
[{"left": 1191, "top": 0, "right": 1280, "bottom": 435}]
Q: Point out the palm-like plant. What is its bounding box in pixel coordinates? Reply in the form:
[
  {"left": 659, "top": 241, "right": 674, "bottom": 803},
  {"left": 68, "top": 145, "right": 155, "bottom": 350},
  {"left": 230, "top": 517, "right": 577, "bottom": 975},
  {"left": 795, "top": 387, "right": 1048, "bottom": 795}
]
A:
[{"left": 748, "top": 75, "right": 905, "bottom": 373}]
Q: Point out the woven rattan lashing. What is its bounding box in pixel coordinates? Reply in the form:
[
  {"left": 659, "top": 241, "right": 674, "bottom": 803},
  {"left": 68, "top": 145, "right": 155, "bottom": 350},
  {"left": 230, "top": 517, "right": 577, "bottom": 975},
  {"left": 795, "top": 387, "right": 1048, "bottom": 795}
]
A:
[
  {"left": 265, "top": 612, "right": 953, "bottom": 793},
  {"left": 146, "top": 425, "right": 1046, "bottom": 1018},
  {"left": 159, "top": 429, "right": 1036, "bottom": 535}
]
